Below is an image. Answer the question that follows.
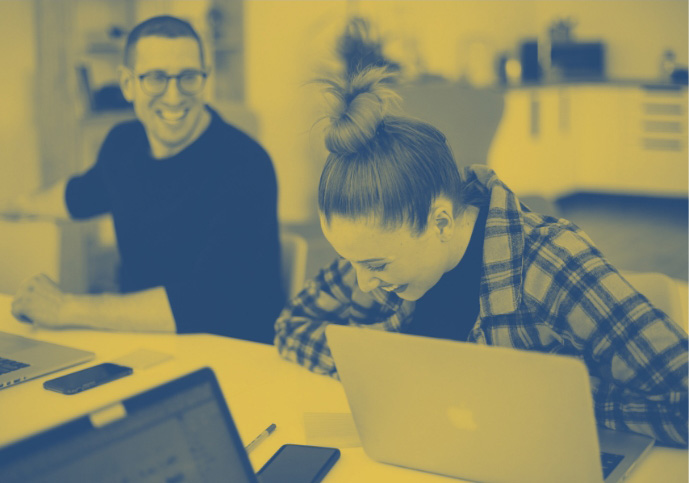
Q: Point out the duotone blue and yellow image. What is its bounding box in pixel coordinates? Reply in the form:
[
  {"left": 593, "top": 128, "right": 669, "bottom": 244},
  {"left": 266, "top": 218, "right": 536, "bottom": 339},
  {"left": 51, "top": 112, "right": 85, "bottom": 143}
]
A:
[{"left": 0, "top": 1, "right": 686, "bottom": 482}]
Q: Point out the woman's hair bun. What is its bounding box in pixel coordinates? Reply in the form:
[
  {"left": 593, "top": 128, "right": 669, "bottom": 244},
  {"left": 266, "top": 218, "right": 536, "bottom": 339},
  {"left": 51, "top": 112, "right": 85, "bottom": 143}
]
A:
[{"left": 321, "top": 66, "right": 399, "bottom": 156}]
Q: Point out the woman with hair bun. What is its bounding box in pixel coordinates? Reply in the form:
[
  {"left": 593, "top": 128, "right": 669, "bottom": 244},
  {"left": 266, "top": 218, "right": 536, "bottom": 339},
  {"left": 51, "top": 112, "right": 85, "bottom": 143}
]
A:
[{"left": 275, "top": 66, "right": 687, "bottom": 447}]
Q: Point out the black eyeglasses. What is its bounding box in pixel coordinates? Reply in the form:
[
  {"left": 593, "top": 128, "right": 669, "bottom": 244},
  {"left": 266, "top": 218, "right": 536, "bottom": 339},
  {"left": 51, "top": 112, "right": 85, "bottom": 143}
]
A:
[{"left": 136, "top": 69, "right": 208, "bottom": 96}]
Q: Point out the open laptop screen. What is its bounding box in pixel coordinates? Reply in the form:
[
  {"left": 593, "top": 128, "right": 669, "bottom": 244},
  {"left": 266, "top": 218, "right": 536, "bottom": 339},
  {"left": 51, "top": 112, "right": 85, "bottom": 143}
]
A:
[{"left": 0, "top": 368, "right": 258, "bottom": 483}]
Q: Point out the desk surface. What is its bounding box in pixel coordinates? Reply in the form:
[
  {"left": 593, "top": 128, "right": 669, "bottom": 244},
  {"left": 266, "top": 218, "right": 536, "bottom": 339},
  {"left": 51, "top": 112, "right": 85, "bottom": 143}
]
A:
[{"left": 0, "top": 295, "right": 686, "bottom": 482}]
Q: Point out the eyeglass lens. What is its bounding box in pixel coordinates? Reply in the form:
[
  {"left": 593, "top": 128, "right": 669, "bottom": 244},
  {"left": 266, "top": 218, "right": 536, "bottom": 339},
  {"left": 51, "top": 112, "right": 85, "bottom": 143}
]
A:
[{"left": 140, "top": 71, "right": 205, "bottom": 95}]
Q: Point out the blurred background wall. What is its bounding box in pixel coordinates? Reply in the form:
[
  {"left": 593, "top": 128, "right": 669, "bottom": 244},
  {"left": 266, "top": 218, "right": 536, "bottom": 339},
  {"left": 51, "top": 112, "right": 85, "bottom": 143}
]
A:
[
  {"left": 0, "top": 1, "right": 40, "bottom": 198},
  {"left": 0, "top": 0, "right": 686, "bottom": 294}
]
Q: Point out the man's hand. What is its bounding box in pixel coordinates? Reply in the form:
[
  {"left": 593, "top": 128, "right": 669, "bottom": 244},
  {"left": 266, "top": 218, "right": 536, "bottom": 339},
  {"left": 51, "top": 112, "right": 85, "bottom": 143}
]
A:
[
  {"left": 0, "top": 180, "right": 70, "bottom": 221},
  {"left": 0, "top": 195, "right": 39, "bottom": 221},
  {"left": 11, "top": 274, "right": 72, "bottom": 329},
  {"left": 12, "top": 276, "right": 176, "bottom": 333}
]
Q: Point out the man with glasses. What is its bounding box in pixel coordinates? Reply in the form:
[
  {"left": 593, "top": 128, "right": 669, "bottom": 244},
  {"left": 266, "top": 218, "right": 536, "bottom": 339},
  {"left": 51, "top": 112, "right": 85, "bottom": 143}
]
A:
[{"left": 1, "top": 16, "right": 284, "bottom": 343}]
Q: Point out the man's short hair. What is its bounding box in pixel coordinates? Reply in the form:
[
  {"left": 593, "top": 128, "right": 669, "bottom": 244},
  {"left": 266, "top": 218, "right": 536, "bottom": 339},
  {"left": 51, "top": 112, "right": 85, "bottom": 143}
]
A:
[{"left": 124, "top": 15, "right": 205, "bottom": 68}]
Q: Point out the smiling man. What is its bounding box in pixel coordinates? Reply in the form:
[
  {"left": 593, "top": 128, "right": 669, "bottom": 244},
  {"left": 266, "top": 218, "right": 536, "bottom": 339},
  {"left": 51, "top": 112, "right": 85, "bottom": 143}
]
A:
[{"left": 1, "top": 16, "right": 284, "bottom": 343}]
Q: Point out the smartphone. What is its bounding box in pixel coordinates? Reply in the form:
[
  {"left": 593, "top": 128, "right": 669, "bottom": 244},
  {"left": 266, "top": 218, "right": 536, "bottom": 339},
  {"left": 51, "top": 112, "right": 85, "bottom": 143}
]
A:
[
  {"left": 43, "top": 363, "right": 133, "bottom": 395},
  {"left": 256, "top": 444, "right": 340, "bottom": 483}
]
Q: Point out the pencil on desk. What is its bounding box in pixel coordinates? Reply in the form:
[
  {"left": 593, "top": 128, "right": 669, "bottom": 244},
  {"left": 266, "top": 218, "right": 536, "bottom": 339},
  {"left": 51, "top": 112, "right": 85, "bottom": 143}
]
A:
[{"left": 245, "top": 423, "right": 277, "bottom": 453}]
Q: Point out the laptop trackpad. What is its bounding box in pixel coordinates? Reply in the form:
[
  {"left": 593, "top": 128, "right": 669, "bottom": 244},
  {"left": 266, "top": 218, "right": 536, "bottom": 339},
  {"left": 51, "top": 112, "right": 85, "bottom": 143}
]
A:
[{"left": 0, "top": 334, "right": 39, "bottom": 354}]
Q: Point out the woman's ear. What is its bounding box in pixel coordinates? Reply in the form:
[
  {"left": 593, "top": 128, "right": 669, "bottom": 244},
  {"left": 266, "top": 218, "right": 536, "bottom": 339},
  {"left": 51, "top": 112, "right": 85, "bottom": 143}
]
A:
[{"left": 429, "top": 199, "right": 456, "bottom": 242}]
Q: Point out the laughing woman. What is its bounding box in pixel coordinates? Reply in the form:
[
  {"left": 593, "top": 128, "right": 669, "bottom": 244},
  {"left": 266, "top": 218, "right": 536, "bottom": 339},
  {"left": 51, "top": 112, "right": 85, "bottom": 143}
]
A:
[{"left": 274, "top": 67, "right": 688, "bottom": 447}]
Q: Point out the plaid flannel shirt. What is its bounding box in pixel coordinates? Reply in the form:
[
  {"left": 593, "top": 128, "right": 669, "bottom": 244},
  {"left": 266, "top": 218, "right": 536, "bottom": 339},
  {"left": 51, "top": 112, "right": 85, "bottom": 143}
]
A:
[{"left": 275, "top": 166, "right": 688, "bottom": 447}]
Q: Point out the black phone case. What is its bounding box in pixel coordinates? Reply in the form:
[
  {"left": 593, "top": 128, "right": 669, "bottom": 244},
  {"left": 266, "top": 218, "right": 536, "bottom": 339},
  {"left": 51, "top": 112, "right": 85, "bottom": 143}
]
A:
[
  {"left": 257, "top": 444, "right": 340, "bottom": 483},
  {"left": 43, "top": 363, "right": 133, "bottom": 395}
]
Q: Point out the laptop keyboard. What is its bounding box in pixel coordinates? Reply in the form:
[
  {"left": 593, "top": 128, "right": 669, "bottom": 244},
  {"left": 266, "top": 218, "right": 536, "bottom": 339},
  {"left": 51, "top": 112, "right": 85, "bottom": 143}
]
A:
[
  {"left": 0, "top": 356, "right": 30, "bottom": 375},
  {"left": 601, "top": 451, "right": 625, "bottom": 479}
]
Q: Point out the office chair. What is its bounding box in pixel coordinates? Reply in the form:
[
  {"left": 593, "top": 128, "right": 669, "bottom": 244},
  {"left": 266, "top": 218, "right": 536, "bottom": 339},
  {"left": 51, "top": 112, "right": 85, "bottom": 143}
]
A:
[{"left": 280, "top": 232, "right": 309, "bottom": 299}]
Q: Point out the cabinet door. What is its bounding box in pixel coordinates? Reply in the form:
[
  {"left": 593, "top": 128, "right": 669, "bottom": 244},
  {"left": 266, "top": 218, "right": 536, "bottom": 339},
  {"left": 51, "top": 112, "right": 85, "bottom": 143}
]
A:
[
  {"left": 488, "top": 86, "right": 576, "bottom": 198},
  {"left": 567, "top": 85, "right": 626, "bottom": 193}
]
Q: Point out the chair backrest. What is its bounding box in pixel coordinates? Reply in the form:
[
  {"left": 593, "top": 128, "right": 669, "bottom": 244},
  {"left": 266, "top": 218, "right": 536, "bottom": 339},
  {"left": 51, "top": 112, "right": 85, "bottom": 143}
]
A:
[
  {"left": 622, "top": 271, "right": 688, "bottom": 334},
  {"left": 280, "top": 232, "right": 308, "bottom": 299}
]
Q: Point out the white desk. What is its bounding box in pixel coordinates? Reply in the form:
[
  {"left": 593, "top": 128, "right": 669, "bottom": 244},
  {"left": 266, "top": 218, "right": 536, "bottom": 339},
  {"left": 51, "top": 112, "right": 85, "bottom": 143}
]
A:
[{"left": 0, "top": 295, "right": 686, "bottom": 482}]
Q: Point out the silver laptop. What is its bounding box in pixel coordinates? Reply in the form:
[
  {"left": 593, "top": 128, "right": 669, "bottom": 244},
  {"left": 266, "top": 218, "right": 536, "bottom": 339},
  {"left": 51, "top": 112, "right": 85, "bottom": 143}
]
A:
[
  {"left": 326, "top": 325, "right": 655, "bottom": 483},
  {"left": 0, "top": 331, "right": 94, "bottom": 389}
]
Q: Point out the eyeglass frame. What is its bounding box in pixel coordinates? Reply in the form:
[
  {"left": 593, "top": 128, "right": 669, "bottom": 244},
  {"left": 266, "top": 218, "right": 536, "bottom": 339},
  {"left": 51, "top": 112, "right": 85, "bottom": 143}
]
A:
[{"left": 134, "top": 69, "right": 210, "bottom": 96}]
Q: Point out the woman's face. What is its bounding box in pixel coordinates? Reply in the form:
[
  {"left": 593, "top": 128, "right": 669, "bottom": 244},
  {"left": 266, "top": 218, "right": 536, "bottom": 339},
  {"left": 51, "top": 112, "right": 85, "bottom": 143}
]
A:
[{"left": 320, "top": 204, "right": 475, "bottom": 301}]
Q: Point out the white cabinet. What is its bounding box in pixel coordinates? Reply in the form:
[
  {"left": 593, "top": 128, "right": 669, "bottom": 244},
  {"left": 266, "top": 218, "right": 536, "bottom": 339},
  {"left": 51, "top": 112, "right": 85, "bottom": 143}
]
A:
[
  {"left": 617, "top": 87, "right": 687, "bottom": 194},
  {"left": 488, "top": 84, "right": 688, "bottom": 198}
]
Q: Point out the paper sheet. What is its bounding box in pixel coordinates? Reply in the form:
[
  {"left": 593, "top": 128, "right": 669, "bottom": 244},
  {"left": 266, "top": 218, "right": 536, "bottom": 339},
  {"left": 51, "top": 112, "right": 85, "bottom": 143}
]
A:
[
  {"left": 112, "top": 348, "right": 174, "bottom": 370},
  {"left": 303, "top": 412, "right": 361, "bottom": 448}
]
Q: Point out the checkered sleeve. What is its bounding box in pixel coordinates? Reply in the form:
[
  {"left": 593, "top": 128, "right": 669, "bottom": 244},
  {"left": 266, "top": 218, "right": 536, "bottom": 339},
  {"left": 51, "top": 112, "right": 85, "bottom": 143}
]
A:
[
  {"left": 524, "top": 226, "right": 688, "bottom": 447},
  {"left": 273, "top": 258, "right": 351, "bottom": 377},
  {"left": 275, "top": 258, "right": 412, "bottom": 377}
]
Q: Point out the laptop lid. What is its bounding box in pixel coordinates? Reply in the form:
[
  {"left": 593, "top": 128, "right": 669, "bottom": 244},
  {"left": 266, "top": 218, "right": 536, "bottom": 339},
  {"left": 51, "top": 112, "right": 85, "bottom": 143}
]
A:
[
  {"left": 0, "top": 331, "right": 95, "bottom": 388},
  {"left": 0, "top": 367, "right": 259, "bottom": 483},
  {"left": 326, "top": 325, "right": 640, "bottom": 483}
]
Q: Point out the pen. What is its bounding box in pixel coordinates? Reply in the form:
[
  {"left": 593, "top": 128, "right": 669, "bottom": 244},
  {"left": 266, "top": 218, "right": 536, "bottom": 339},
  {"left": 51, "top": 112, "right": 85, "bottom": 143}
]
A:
[{"left": 245, "top": 423, "right": 277, "bottom": 453}]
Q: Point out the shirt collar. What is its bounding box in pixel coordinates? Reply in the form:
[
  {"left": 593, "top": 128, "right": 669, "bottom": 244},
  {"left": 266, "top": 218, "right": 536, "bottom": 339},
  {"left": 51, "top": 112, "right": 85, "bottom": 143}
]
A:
[{"left": 463, "top": 166, "right": 526, "bottom": 317}]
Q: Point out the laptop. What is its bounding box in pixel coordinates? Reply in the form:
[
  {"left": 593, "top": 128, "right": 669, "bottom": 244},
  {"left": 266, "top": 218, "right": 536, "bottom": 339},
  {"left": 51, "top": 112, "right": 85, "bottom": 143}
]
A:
[
  {"left": 0, "top": 331, "right": 95, "bottom": 389},
  {"left": 326, "top": 325, "right": 655, "bottom": 483},
  {"left": 0, "top": 367, "right": 260, "bottom": 483}
]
